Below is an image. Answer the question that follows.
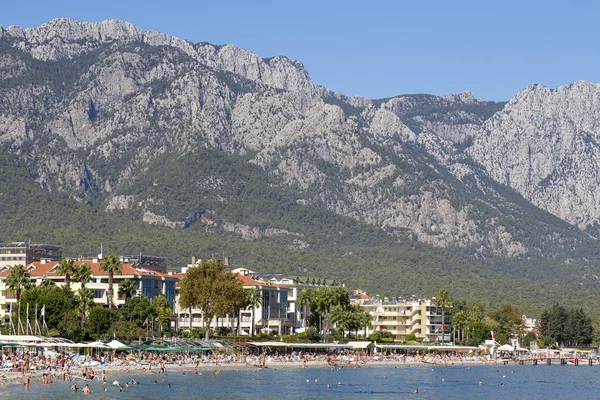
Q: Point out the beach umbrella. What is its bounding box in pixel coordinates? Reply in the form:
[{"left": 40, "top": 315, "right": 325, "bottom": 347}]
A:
[
  {"left": 106, "top": 339, "right": 131, "bottom": 350},
  {"left": 88, "top": 341, "right": 109, "bottom": 348}
]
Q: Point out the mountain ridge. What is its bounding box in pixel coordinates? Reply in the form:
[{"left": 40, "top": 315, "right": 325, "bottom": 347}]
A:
[{"left": 3, "top": 19, "right": 600, "bottom": 316}]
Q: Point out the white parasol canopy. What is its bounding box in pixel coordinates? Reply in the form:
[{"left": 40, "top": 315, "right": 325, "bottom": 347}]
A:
[
  {"left": 106, "top": 339, "right": 131, "bottom": 349},
  {"left": 87, "top": 341, "right": 109, "bottom": 348}
]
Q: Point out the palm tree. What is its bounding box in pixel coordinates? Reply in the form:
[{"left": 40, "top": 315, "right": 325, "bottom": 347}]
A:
[
  {"left": 57, "top": 258, "right": 76, "bottom": 289},
  {"left": 435, "top": 288, "right": 452, "bottom": 345},
  {"left": 118, "top": 278, "right": 138, "bottom": 301},
  {"left": 100, "top": 254, "right": 122, "bottom": 309},
  {"left": 245, "top": 288, "right": 263, "bottom": 337},
  {"left": 297, "top": 289, "right": 312, "bottom": 331},
  {"left": 6, "top": 265, "right": 30, "bottom": 303},
  {"left": 73, "top": 263, "right": 92, "bottom": 290},
  {"left": 76, "top": 287, "right": 95, "bottom": 330},
  {"left": 153, "top": 295, "right": 172, "bottom": 333}
]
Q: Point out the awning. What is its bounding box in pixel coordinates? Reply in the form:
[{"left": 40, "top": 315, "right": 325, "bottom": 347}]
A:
[
  {"left": 87, "top": 341, "right": 110, "bottom": 348},
  {"left": 347, "top": 341, "right": 373, "bottom": 349}
]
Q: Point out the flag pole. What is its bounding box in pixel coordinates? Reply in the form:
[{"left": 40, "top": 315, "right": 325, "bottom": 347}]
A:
[
  {"left": 35, "top": 304, "right": 39, "bottom": 336},
  {"left": 42, "top": 304, "right": 48, "bottom": 335},
  {"left": 17, "top": 300, "right": 22, "bottom": 335}
]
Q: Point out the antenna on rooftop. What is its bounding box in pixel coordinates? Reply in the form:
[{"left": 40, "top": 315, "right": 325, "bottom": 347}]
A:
[{"left": 99, "top": 243, "right": 104, "bottom": 259}]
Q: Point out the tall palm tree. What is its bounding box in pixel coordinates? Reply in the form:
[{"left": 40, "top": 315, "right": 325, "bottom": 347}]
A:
[
  {"left": 435, "top": 288, "right": 452, "bottom": 345},
  {"left": 73, "top": 263, "right": 92, "bottom": 290},
  {"left": 100, "top": 254, "right": 122, "bottom": 309},
  {"left": 297, "top": 289, "right": 312, "bottom": 331},
  {"left": 6, "top": 265, "right": 30, "bottom": 303},
  {"left": 118, "top": 278, "right": 138, "bottom": 300},
  {"left": 245, "top": 288, "right": 263, "bottom": 337},
  {"left": 56, "top": 258, "right": 76, "bottom": 289},
  {"left": 76, "top": 287, "right": 95, "bottom": 330}
]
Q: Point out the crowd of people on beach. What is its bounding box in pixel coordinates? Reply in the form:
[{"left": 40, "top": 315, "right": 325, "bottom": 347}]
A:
[{"left": 2, "top": 345, "right": 566, "bottom": 394}]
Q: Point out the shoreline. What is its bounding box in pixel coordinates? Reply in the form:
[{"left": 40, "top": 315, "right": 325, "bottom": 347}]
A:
[{"left": 0, "top": 359, "right": 514, "bottom": 389}]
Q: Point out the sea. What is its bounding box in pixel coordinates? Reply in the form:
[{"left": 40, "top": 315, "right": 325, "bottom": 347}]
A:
[{"left": 1, "top": 363, "right": 595, "bottom": 399}]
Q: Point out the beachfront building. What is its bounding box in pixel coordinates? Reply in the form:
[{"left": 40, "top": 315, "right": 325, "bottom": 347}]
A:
[
  {"left": 360, "top": 296, "right": 452, "bottom": 343},
  {"left": 233, "top": 268, "right": 343, "bottom": 334},
  {"left": 0, "top": 242, "right": 62, "bottom": 268},
  {"left": 174, "top": 266, "right": 293, "bottom": 336},
  {"left": 0, "top": 255, "right": 178, "bottom": 319},
  {"left": 349, "top": 289, "right": 372, "bottom": 305}
]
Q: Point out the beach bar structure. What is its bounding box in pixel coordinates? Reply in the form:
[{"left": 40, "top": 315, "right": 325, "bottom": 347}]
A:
[
  {"left": 249, "top": 341, "right": 374, "bottom": 352},
  {"left": 374, "top": 343, "right": 479, "bottom": 354}
]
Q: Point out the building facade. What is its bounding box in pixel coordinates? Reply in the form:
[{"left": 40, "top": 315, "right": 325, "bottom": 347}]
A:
[
  {"left": 360, "top": 297, "right": 452, "bottom": 343},
  {"left": 174, "top": 268, "right": 292, "bottom": 336},
  {"left": 0, "top": 242, "right": 62, "bottom": 268},
  {"left": 0, "top": 256, "right": 177, "bottom": 319}
]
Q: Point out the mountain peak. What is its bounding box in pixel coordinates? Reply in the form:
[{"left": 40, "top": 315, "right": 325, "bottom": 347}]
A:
[{"left": 1, "top": 18, "right": 325, "bottom": 95}]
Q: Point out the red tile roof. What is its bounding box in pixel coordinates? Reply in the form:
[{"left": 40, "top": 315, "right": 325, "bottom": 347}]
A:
[
  {"left": 0, "top": 260, "right": 177, "bottom": 280},
  {"left": 235, "top": 273, "right": 289, "bottom": 290}
]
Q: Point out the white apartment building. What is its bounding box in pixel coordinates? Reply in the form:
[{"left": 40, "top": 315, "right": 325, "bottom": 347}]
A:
[{"left": 360, "top": 297, "right": 452, "bottom": 343}]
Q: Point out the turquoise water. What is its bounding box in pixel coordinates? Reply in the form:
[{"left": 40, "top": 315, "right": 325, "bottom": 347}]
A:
[{"left": 1, "top": 363, "right": 595, "bottom": 399}]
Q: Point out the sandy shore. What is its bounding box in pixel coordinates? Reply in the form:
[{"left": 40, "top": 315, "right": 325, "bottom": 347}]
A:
[{"left": 0, "top": 359, "right": 496, "bottom": 389}]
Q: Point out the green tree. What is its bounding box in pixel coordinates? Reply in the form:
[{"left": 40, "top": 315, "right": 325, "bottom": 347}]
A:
[
  {"left": 521, "top": 332, "right": 537, "bottom": 348},
  {"left": 435, "top": 288, "right": 452, "bottom": 344},
  {"left": 40, "top": 278, "right": 56, "bottom": 289},
  {"left": 245, "top": 287, "right": 262, "bottom": 337},
  {"left": 226, "top": 279, "right": 247, "bottom": 336},
  {"left": 211, "top": 268, "right": 246, "bottom": 336},
  {"left": 57, "top": 258, "right": 76, "bottom": 289},
  {"left": 109, "top": 320, "right": 145, "bottom": 342},
  {"left": 540, "top": 303, "right": 593, "bottom": 347},
  {"left": 153, "top": 294, "right": 172, "bottom": 333},
  {"left": 76, "top": 287, "right": 95, "bottom": 330},
  {"left": 297, "top": 288, "right": 311, "bottom": 331},
  {"left": 100, "top": 254, "right": 122, "bottom": 309},
  {"left": 57, "top": 311, "right": 82, "bottom": 341},
  {"left": 73, "top": 263, "right": 92, "bottom": 290},
  {"left": 303, "top": 286, "right": 350, "bottom": 334},
  {"left": 489, "top": 303, "right": 521, "bottom": 344},
  {"left": 355, "top": 306, "right": 373, "bottom": 338},
  {"left": 179, "top": 259, "right": 241, "bottom": 340},
  {"left": 452, "top": 302, "right": 484, "bottom": 344},
  {"left": 20, "top": 285, "right": 77, "bottom": 330},
  {"left": 87, "top": 307, "right": 118, "bottom": 339},
  {"left": 6, "top": 265, "right": 30, "bottom": 304},
  {"left": 568, "top": 307, "right": 593, "bottom": 346},
  {"left": 118, "top": 278, "right": 138, "bottom": 300},
  {"left": 119, "top": 296, "right": 154, "bottom": 327}
]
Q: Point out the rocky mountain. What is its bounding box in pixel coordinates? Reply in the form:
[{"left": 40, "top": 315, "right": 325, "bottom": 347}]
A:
[
  {"left": 0, "top": 18, "right": 599, "bottom": 266},
  {"left": 469, "top": 81, "right": 600, "bottom": 230}
]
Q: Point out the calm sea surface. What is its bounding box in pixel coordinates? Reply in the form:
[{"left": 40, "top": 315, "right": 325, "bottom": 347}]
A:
[{"left": 1, "top": 363, "right": 595, "bottom": 399}]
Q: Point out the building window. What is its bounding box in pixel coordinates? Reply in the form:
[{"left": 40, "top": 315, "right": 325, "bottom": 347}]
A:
[
  {"left": 262, "top": 290, "right": 270, "bottom": 321},
  {"left": 92, "top": 289, "right": 105, "bottom": 299}
]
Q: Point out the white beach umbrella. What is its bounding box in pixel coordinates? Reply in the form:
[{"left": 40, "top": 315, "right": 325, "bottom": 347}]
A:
[{"left": 106, "top": 339, "right": 131, "bottom": 349}]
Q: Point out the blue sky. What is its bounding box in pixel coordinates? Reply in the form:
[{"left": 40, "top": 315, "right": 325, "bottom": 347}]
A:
[{"left": 2, "top": 0, "right": 598, "bottom": 101}]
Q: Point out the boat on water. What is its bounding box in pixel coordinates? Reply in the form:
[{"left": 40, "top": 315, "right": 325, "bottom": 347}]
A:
[{"left": 568, "top": 358, "right": 598, "bottom": 365}]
